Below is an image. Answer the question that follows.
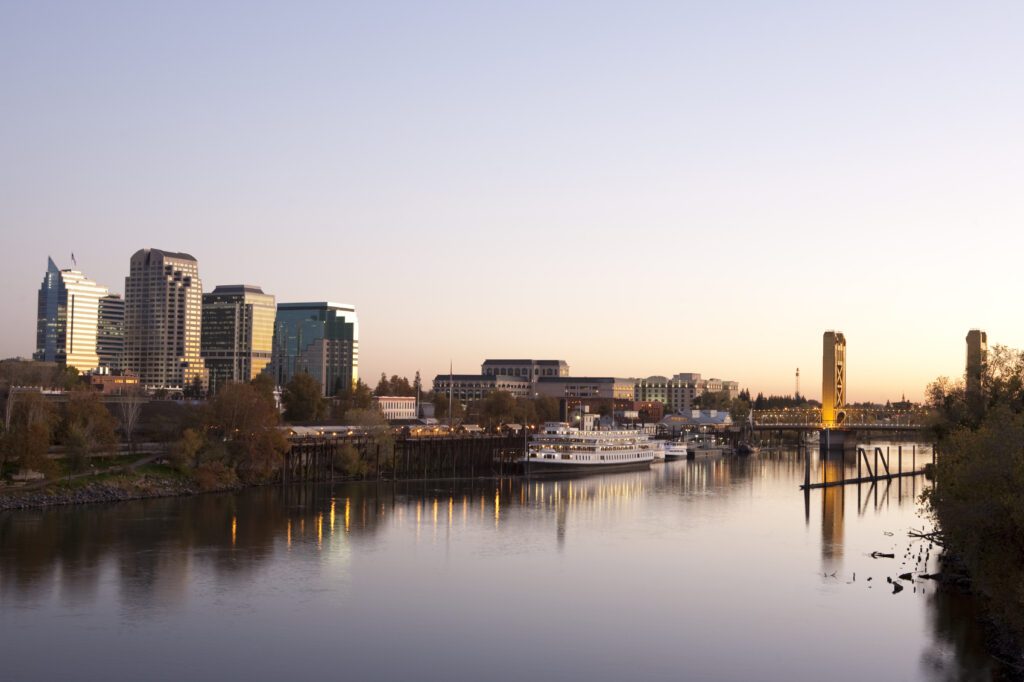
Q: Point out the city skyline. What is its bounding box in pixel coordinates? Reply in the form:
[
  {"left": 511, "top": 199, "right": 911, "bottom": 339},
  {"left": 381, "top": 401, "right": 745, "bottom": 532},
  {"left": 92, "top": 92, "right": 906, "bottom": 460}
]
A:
[
  {"left": 5, "top": 3, "right": 1024, "bottom": 401},
  {"left": 2, "top": 249, "right": 1004, "bottom": 403}
]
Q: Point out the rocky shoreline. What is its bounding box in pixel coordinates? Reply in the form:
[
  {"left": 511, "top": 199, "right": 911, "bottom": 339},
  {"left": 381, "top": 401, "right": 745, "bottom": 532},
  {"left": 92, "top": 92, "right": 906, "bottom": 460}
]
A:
[{"left": 0, "top": 474, "right": 239, "bottom": 511}]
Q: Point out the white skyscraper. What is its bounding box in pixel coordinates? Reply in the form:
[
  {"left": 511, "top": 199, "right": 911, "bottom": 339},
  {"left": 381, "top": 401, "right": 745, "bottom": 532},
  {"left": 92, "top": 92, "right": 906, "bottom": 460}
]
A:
[{"left": 34, "top": 257, "right": 109, "bottom": 372}]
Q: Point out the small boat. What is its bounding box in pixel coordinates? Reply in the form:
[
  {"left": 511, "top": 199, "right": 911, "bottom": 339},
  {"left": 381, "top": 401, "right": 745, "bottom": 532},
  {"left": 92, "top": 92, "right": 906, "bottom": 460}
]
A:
[
  {"left": 663, "top": 441, "right": 689, "bottom": 461},
  {"left": 735, "top": 442, "right": 760, "bottom": 456}
]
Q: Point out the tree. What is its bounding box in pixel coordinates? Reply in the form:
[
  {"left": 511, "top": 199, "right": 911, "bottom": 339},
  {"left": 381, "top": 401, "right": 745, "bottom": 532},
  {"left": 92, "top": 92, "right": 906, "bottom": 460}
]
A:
[
  {"left": 336, "top": 442, "right": 368, "bottom": 477},
  {"left": 61, "top": 388, "right": 118, "bottom": 460},
  {"left": 374, "top": 373, "right": 389, "bottom": 396},
  {"left": 117, "top": 386, "right": 148, "bottom": 453},
  {"left": 923, "top": 345, "right": 1024, "bottom": 645},
  {"left": 204, "top": 381, "right": 288, "bottom": 483},
  {"left": 343, "top": 408, "right": 394, "bottom": 474},
  {"left": 250, "top": 373, "right": 277, "bottom": 409},
  {"left": 282, "top": 373, "right": 325, "bottom": 422},
  {"left": 1, "top": 390, "right": 57, "bottom": 478},
  {"left": 433, "top": 392, "right": 465, "bottom": 421},
  {"left": 480, "top": 391, "right": 516, "bottom": 428},
  {"left": 184, "top": 375, "right": 205, "bottom": 400},
  {"left": 533, "top": 396, "right": 561, "bottom": 423}
]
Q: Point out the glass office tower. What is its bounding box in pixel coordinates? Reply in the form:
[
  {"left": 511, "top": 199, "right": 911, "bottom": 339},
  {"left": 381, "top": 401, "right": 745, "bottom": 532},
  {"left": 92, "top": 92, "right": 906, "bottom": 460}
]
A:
[
  {"left": 270, "top": 302, "right": 359, "bottom": 397},
  {"left": 34, "top": 257, "right": 108, "bottom": 372},
  {"left": 201, "top": 285, "right": 276, "bottom": 393}
]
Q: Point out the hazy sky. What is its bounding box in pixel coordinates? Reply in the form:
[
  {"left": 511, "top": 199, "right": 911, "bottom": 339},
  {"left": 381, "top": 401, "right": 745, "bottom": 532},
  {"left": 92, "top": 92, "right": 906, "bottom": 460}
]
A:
[{"left": 3, "top": 1, "right": 1023, "bottom": 402}]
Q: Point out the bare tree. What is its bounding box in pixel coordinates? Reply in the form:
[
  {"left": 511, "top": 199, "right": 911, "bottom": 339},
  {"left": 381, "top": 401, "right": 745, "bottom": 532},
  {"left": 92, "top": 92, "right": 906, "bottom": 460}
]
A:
[{"left": 118, "top": 387, "right": 148, "bottom": 454}]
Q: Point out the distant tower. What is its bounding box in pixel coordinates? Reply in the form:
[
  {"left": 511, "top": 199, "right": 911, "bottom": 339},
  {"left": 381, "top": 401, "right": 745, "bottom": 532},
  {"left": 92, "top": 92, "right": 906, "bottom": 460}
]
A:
[
  {"left": 821, "top": 331, "right": 846, "bottom": 427},
  {"left": 795, "top": 368, "right": 800, "bottom": 398},
  {"left": 966, "top": 329, "right": 988, "bottom": 396}
]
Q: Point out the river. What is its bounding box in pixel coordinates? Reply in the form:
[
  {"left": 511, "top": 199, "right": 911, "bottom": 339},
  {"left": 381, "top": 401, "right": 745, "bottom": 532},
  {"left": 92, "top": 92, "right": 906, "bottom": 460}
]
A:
[{"left": 0, "top": 447, "right": 1004, "bottom": 681}]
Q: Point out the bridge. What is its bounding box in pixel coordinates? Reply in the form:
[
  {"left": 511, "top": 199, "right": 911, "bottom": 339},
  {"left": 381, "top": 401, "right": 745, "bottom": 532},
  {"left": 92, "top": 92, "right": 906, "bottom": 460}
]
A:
[
  {"left": 750, "top": 407, "right": 926, "bottom": 431},
  {"left": 745, "top": 330, "right": 931, "bottom": 450}
]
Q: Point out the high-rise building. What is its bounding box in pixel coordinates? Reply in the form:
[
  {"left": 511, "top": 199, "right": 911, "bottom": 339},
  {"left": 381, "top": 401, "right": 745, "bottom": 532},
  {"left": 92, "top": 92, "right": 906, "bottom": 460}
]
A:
[
  {"left": 123, "top": 249, "right": 206, "bottom": 392},
  {"left": 966, "top": 329, "right": 988, "bottom": 396},
  {"left": 822, "top": 331, "right": 846, "bottom": 427},
  {"left": 97, "top": 294, "right": 125, "bottom": 371},
  {"left": 34, "top": 257, "right": 108, "bottom": 372},
  {"left": 270, "top": 302, "right": 358, "bottom": 396},
  {"left": 201, "top": 285, "right": 276, "bottom": 393}
]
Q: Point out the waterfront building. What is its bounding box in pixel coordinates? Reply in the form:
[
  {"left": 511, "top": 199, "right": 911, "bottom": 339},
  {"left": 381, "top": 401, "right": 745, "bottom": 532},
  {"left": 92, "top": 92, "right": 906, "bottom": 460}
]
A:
[
  {"left": 373, "top": 396, "right": 418, "bottom": 421},
  {"left": 97, "top": 294, "right": 125, "bottom": 371},
  {"left": 535, "top": 376, "right": 635, "bottom": 401},
  {"left": 201, "top": 285, "right": 276, "bottom": 393},
  {"left": 270, "top": 302, "right": 358, "bottom": 396},
  {"left": 966, "top": 329, "right": 988, "bottom": 396},
  {"left": 123, "top": 249, "right": 206, "bottom": 392},
  {"left": 481, "top": 359, "right": 570, "bottom": 382},
  {"left": 34, "top": 257, "right": 108, "bottom": 372},
  {"left": 821, "top": 331, "right": 847, "bottom": 427},
  {"left": 432, "top": 374, "right": 531, "bottom": 403}
]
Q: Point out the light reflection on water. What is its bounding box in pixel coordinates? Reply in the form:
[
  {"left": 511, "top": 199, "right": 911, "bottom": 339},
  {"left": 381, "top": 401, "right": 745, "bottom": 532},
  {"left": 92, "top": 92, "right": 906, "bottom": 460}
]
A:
[{"left": 0, "top": 446, "right": 1004, "bottom": 681}]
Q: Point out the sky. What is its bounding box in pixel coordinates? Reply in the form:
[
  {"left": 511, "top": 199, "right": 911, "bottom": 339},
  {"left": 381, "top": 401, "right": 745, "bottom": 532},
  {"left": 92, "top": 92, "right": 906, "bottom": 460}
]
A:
[{"left": 2, "top": 1, "right": 1023, "bottom": 402}]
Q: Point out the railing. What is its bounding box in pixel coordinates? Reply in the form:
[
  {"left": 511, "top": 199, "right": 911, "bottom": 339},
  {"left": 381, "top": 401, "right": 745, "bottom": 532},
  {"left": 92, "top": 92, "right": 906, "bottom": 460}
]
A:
[{"left": 751, "top": 408, "right": 926, "bottom": 429}]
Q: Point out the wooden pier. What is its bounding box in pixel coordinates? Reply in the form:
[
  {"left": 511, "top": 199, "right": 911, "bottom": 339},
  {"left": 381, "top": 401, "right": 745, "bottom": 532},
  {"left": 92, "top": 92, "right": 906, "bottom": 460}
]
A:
[
  {"left": 281, "top": 433, "right": 525, "bottom": 484},
  {"left": 799, "top": 444, "right": 935, "bottom": 490}
]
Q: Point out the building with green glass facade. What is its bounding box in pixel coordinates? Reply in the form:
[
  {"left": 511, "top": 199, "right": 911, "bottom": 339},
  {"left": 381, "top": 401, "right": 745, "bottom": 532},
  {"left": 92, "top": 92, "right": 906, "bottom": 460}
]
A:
[
  {"left": 270, "top": 302, "right": 358, "bottom": 397},
  {"left": 201, "top": 285, "right": 276, "bottom": 393}
]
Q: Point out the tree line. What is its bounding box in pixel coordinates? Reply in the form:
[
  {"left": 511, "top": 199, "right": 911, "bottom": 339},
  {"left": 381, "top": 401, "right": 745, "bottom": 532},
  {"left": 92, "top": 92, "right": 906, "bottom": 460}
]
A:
[{"left": 924, "top": 344, "right": 1024, "bottom": 661}]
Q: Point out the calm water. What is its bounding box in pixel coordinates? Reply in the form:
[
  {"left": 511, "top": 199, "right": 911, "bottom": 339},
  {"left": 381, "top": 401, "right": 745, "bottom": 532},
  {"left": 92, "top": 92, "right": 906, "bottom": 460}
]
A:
[{"left": 0, "top": 448, "right": 1002, "bottom": 681}]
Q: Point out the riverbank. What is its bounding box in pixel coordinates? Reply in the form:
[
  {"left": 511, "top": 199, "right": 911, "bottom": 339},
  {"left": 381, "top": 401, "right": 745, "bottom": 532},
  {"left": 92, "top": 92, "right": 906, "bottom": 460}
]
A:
[{"left": 0, "top": 467, "right": 241, "bottom": 511}]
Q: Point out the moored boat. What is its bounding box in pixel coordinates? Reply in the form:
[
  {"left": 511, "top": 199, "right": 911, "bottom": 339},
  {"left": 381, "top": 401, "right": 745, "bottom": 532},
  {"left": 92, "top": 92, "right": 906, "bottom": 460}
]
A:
[
  {"left": 520, "top": 417, "right": 662, "bottom": 474},
  {"left": 664, "top": 440, "right": 689, "bottom": 461}
]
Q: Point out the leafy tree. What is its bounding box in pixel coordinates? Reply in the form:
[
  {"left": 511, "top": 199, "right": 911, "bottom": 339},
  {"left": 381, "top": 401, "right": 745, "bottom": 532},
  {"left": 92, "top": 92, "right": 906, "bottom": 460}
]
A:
[
  {"left": 184, "top": 375, "right": 205, "bottom": 399},
  {"left": 533, "top": 396, "right": 561, "bottom": 423},
  {"left": 336, "top": 442, "right": 368, "bottom": 477},
  {"left": 282, "top": 373, "right": 325, "bottom": 422},
  {"left": 729, "top": 396, "right": 752, "bottom": 423},
  {"left": 374, "top": 373, "right": 389, "bottom": 396},
  {"left": 343, "top": 408, "right": 394, "bottom": 474},
  {"left": 60, "top": 388, "right": 117, "bottom": 460},
  {"left": 433, "top": 392, "right": 465, "bottom": 421},
  {"left": 480, "top": 391, "right": 516, "bottom": 427},
  {"left": 1, "top": 391, "right": 57, "bottom": 478},
  {"left": 924, "top": 344, "right": 1024, "bottom": 647},
  {"left": 204, "top": 381, "right": 288, "bottom": 483},
  {"left": 172, "top": 427, "right": 207, "bottom": 471},
  {"left": 250, "top": 373, "right": 277, "bottom": 409}
]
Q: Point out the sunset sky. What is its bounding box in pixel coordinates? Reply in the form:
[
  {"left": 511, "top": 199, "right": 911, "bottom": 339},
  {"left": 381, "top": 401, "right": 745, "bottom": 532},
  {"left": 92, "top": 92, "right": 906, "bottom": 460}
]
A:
[{"left": 3, "top": 1, "right": 1023, "bottom": 402}]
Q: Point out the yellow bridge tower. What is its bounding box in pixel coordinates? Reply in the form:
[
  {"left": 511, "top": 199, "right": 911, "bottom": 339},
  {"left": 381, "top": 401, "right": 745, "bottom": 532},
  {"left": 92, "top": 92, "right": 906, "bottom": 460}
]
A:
[{"left": 822, "top": 331, "right": 846, "bottom": 428}]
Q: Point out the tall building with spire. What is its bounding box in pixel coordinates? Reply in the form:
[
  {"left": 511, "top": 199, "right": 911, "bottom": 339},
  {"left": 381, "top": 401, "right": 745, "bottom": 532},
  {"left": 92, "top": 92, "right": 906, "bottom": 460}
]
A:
[
  {"left": 34, "top": 257, "right": 108, "bottom": 372},
  {"left": 123, "top": 249, "right": 206, "bottom": 392}
]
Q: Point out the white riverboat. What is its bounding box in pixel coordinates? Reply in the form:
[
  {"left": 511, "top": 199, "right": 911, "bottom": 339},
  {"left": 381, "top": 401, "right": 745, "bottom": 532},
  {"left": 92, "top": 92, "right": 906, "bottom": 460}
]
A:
[
  {"left": 520, "top": 417, "right": 663, "bottom": 474},
  {"left": 663, "top": 440, "right": 689, "bottom": 461}
]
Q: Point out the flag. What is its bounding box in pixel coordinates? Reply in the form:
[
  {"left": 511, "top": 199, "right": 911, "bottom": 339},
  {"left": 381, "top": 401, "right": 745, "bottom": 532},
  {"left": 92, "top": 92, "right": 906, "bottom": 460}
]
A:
[{"left": 71, "top": 252, "right": 77, "bottom": 266}]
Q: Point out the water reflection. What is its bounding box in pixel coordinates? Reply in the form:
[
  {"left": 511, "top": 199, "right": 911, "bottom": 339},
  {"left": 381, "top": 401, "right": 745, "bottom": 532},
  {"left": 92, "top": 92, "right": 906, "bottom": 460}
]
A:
[{"left": 0, "top": 448, "right": 1005, "bottom": 681}]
